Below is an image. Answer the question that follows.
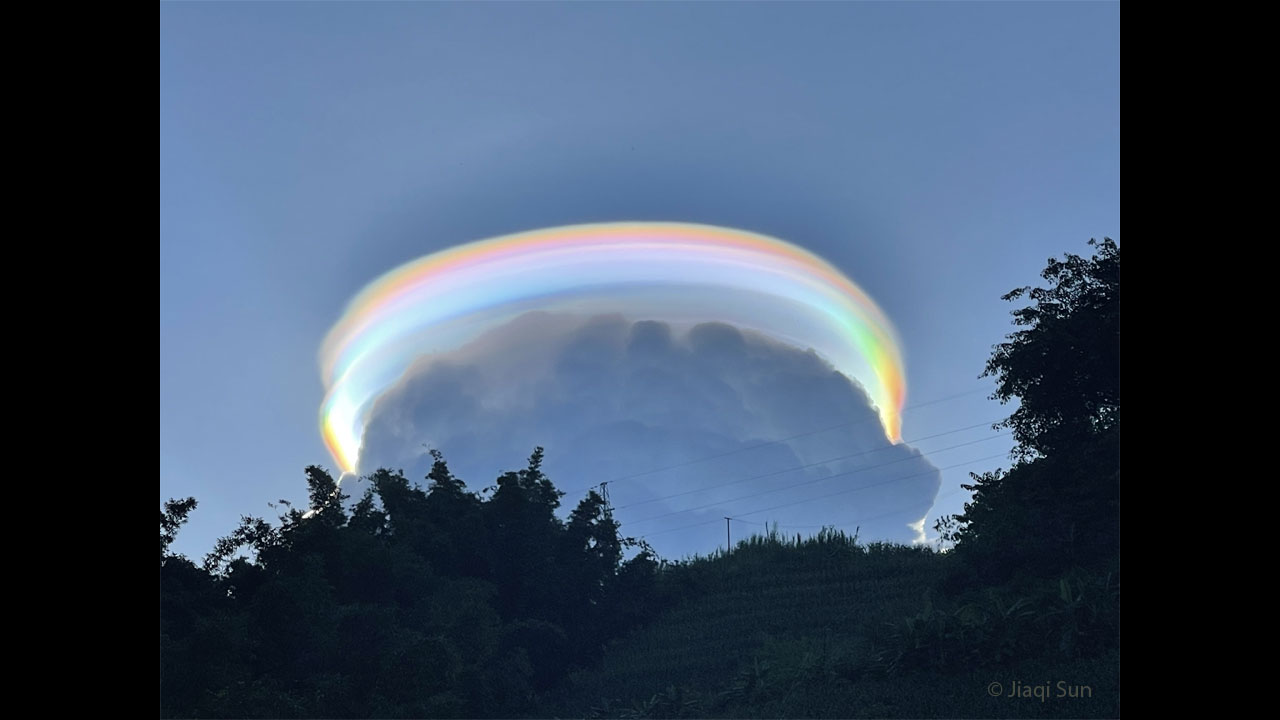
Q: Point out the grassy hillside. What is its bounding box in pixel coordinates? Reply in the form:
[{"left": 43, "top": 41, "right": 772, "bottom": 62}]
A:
[{"left": 542, "top": 529, "right": 1119, "bottom": 719}]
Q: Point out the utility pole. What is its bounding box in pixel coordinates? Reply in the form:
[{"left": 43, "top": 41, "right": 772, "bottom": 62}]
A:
[{"left": 725, "top": 516, "right": 731, "bottom": 552}]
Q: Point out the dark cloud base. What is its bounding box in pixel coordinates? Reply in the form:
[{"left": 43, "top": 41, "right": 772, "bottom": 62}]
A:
[{"left": 358, "top": 313, "right": 940, "bottom": 557}]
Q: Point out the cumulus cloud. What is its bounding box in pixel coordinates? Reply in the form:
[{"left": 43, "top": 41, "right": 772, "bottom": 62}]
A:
[{"left": 357, "top": 312, "right": 940, "bottom": 557}]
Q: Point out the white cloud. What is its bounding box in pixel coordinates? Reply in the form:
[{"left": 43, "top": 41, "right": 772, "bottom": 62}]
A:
[{"left": 358, "top": 312, "right": 940, "bottom": 557}]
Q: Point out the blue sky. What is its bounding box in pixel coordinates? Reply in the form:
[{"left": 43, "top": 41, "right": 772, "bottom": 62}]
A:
[{"left": 160, "top": 2, "right": 1119, "bottom": 560}]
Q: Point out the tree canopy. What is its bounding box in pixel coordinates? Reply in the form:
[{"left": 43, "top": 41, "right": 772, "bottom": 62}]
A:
[
  {"left": 984, "top": 238, "right": 1119, "bottom": 462},
  {"left": 159, "top": 449, "right": 664, "bottom": 718},
  {"left": 947, "top": 238, "right": 1120, "bottom": 581}
]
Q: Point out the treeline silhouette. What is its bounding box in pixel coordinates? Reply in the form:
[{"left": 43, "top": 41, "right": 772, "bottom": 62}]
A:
[
  {"left": 941, "top": 238, "right": 1120, "bottom": 588},
  {"left": 160, "top": 239, "right": 1119, "bottom": 719},
  {"left": 161, "top": 449, "right": 669, "bottom": 717}
]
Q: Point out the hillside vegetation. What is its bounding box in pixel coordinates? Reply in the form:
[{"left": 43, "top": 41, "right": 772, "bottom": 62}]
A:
[{"left": 543, "top": 529, "right": 1117, "bottom": 719}]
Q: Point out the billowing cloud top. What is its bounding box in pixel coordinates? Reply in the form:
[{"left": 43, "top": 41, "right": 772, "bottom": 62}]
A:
[
  {"left": 319, "top": 222, "right": 906, "bottom": 475},
  {"left": 358, "top": 314, "right": 940, "bottom": 552}
]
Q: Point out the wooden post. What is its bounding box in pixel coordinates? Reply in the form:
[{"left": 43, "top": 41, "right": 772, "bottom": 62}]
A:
[{"left": 725, "top": 516, "right": 731, "bottom": 551}]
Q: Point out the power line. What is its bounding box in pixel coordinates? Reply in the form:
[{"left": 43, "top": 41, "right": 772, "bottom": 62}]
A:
[
  {"left": 639, "top": 452, "right": 1006, "bottom": 539},
  {"left": 736, "top": 464, "right": 995, "bottom": 522},
  {"left": 614, "top": 418, "right": 1004, "bottom": 511},
  {"left": 748, "top": 484, "right": 973, "bottom": 532},
  {"left": 625, "top": 431, "right": 1008, "bottom": 526},
  {"left": 561, "top": 385, "right": 993, "bottom": 496}
]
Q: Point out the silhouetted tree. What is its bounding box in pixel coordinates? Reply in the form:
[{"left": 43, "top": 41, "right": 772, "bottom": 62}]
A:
[
  {"left": 161, "top": 496, "right": 198, "bottom": 560},
  {"left": 559, "top": 489, "right": 623, "bottom": 655},
  {"left": 203, "top": 515, "right": 278, "bottom": 574},
  {"left": 485, "top": 447, "right": 566, "bottom": 622},
  {"left": 422, "top": 449, "right": 488, "bottom": 578},
  {"left": 949, "top": 239, "right": 1120, "bottom": 580},
  {"left": 161, "top": 448, "right": 661, "bottom": 718},
  {"left": 984, "top": 238, "right": 1119, "bottom": 462},
  {"left": 304, "top": 465, "right": 349, "bottom": 526}
]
